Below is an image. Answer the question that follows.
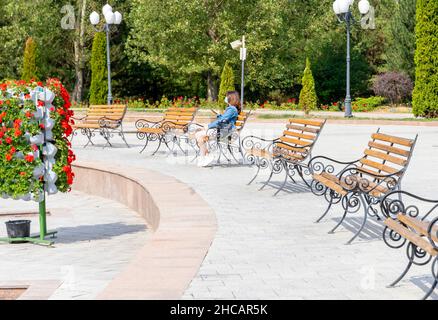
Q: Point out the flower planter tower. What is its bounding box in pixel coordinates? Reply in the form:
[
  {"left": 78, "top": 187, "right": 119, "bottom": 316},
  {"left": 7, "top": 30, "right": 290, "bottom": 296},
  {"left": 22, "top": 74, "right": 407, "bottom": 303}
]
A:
[{"left": 0, "top": 79, "right": 75, "bottom": 246}]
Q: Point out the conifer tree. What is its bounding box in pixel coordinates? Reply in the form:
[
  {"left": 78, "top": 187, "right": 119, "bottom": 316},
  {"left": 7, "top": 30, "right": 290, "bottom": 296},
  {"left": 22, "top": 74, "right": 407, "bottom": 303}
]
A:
[
  {"left": 89, "top": 32, "right": 108, "bottom": 104},
  {"left": 22, "top": 37, "right": 38, "bottom": 81},
  {"left": 412, "top": 0, "right": 438, "bottom": 118},
  {"left": 218, "top": 61, "right": 235, "bottom": 109},
  {"left": 299, "top": 58, "right": 318, "bottom": 115}
]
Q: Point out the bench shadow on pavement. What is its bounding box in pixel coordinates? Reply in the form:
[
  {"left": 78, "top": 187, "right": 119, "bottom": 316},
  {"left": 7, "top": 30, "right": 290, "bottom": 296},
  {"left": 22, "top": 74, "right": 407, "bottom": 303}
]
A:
[
  {"left": 257, "top": 180, "right": 312, "bottom": 194},
  {"left": 329, "top": 216, "right": 385, "bottom": 242},
  {"left": 409, "top": 275, "right": 438, "bottom": 300},
  {"left": 54, "top": 223, "right": 147, "bottom": 244}
]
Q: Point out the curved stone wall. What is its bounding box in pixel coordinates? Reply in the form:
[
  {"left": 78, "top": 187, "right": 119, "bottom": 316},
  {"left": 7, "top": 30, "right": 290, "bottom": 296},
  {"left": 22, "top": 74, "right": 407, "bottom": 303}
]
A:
[{"left": 72, "top": 161, "right": 217, "bottom": 299}]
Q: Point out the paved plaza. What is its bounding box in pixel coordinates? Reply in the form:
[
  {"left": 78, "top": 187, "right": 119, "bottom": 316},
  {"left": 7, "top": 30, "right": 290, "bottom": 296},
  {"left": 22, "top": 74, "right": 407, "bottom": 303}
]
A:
[
  {"left": 0, "top": 191, "right": 150, "bottom": 299},
  {"left": 1, "top": 121, "right": 438, "bottom": 299}
]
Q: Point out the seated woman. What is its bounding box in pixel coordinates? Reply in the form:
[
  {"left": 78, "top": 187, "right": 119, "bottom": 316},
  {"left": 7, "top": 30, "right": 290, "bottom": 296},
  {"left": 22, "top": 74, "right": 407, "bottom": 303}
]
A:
[{"left": 195, "top": 91, "right": 241, "bottom": 167}]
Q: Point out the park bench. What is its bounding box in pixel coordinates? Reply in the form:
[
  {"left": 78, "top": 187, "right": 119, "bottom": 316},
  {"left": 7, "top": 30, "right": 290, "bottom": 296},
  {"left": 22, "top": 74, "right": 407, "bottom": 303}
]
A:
[
  {"left": 242, "top": 118, "right": 326, "bottom": 195},
  {"left": 191, "top": 110, "right": 251, "bottom": 165},
  {"left": 380, "top": 190, "right": 438, "bottom": 300},
  {"left": 71, "top": 104, "right": 129, "bottom": 148},
  {"left": 135, "top": 107, "right": 199, "bottom": 156},
  {"left": 308, "top": 129, "right": 417, "bottom": 244}
]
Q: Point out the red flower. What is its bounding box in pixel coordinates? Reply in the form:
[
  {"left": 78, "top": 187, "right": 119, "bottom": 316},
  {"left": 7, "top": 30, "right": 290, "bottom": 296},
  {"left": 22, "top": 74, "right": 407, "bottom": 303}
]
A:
[
  {"left": 25, "top": 111, "right": 32, "bottom": 118},
  {"left": 24, "top": 154, "right": 34, "bottom": 163},
  {"left": 0, "top": 132, "right": 3, "bottom": 139},
  {"left": 14, "top": 129, "right": 22, "bottom": 137},
  {"left": 5, "top": 137, "right": 12, "bottom": 144},
  {"left": 13, "top": 119, "right": 22, "bottom": 128},
  {"left": 19, "top": 172, "right": 26, "bottom": 176},
  {"left": 9, "top": 146, "right": 16, "bottom": 154},
  {"left": 5, "top": 154, "right": 12, "bottom": 161},
  {"left": 31, "top": 144, "right": 38, "bottom": 152},
  {"left": 39, "top": 123, "right": 45, "bottom": 129},
  {"left": 38, "top": 101, "right": 44, "bottom": 107}
]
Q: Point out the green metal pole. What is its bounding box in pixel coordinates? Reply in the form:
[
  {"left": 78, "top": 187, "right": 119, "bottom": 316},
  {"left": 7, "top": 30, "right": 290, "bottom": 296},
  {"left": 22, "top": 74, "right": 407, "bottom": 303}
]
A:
[{"left": 39, "top": 193, "right": 47, "bottom": 240}]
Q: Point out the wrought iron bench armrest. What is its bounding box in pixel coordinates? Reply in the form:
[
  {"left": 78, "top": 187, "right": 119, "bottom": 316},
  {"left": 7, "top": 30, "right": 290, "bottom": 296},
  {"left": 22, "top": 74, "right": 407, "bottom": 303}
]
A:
[
  {"left": 98, "top": 117, "right": 122, "bottom": 129},
  {"left": 381, "top": 190, "right": 438, "bottom": 250},
  {"left": 135, "top": 118, "right": 163, "bottom": 130},
  {"left": 309, "top": 155, "right": 362, "bottom": 175},
  {"left": 241, "top": 135, "right": 278, "bottom": 151}
]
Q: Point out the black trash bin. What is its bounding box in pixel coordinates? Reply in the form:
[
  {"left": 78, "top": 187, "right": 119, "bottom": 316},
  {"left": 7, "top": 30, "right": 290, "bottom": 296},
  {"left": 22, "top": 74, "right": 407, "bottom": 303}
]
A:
[{"left": 5, "top": 220, "right": 31, "bottom": 243}]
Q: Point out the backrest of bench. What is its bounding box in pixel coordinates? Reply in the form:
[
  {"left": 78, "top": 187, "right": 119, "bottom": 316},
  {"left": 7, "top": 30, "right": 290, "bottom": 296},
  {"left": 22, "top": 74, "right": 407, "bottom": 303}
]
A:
[
  {"left": 360, "top": 130, "right": 417, "bottom": 181},
  {"left": 276, "top": 119, "right": 326, "bottom": 157},
  {"left": 235, "top": 111, "right": 251, "bottom": 132},
  {"left": 163, "top": 107, "right": 198, "bottom": 126},
  {"left": 86, "top": 104, "right": 127, "bottom": 121}
]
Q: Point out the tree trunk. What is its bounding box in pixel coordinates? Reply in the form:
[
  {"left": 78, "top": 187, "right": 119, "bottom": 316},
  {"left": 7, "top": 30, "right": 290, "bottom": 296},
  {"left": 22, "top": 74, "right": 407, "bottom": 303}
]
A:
[
  {"left": 206, "top": 70, "right": 218, "bottom": 101},
  {"left": 72, "top": 0, "right": 87, "bottom": 103}
]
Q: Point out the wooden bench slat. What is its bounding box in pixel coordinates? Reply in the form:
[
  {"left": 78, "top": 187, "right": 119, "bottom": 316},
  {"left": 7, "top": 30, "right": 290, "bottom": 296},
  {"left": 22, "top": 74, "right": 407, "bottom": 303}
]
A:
[
  {"left": 286, "top": 124, "right": 320, "bottom": 134},
  {"left": 275, "top": 142, "right": 308, "bottom": 154},
  {"left": 313, "top": 173, "right": 348, "bottom": 196},
  {"left": 360, "top": 158, "right": 400, "bottom": 175},
  {"left": 167, "top": 107, "right": 197, "bottom": 112},
  {"left": 368, "top": 141, "right": 411, "bottom": 157},
  {"left": 364, "top": 149, "right": 407, "bottom": 166},
  {"left": 384, "top": 218, "right": 438, "bottom": 256},
  {"left": 320, "top": 172, "right": 387, "bottom": 197},
  {"left": 289, "top": 119, "right": 324, "bottom": 127},
  {"left": 398, "top": 214, "right": 438, "bottom": 243},
  {"left": 280, "top": 136, "right": 312, "bottom": 147},
  {"left": 372, "top": 133, "right": 414, "bottom": 147},
  {"left": 283, "top": 130, "right": 316, "bottom": 141}
]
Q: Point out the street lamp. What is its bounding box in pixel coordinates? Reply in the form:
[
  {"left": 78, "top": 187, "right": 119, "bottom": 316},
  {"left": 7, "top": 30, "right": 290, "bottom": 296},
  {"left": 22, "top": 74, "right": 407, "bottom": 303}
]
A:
[
  {"left": 333, "top": 0, "right": 370, "bottom": 117},
  {"left": 89, "top": 3, "right": 122, "bottom": 105},
  {"left": 230, "top": 36, "right": 247, "bottom": 108}
]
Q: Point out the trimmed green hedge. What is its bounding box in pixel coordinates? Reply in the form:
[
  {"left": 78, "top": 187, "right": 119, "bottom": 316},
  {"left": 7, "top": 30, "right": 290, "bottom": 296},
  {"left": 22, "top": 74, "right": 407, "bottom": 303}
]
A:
[{"left": 412, "top": 0, "right": 438, "bottom": 118}]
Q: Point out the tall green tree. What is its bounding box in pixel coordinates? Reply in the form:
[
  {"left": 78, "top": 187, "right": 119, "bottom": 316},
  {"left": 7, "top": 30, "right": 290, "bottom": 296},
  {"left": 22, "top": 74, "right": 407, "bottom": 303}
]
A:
[
  {"left": 298, "top": 58, "right": 318, "bottom": 115},
  {"left": 412, "top": 0, "right": 438, "bottom": 118},
  {"left": 218, "top": 61, "right": 235, "bottom": 108},
  {"left": 384, "top": 0, "right": 416, "bottom": 78},
  {"left": 89, "top": 32, "right": 107, "bottom": 104},
  {"left": 21, "top": 37, "right": 38, "bottom": 81},
  {"left": 127, "top": 0, "right": 304, "bottom": 101}
]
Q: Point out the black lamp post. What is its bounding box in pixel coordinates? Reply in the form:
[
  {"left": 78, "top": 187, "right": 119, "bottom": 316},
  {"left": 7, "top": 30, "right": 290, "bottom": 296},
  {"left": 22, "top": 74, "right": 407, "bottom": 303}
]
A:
[{"left": 333, "top": 0, "right": 371, "bottom": 117}]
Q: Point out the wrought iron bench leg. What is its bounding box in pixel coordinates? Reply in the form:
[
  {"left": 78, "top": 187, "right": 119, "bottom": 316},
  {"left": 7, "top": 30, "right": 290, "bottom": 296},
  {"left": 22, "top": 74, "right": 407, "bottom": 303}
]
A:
[
  {"left": 328, "top": 205, "right": 349, "bottom": 234},
  {"left": 388, "top": 243, "right": 415, "bottom": 288},
  {"left": 259, "top": 169, "right": 275, "bottom": 191},
  {"left": 227, "top": 144, "right": 240, "bottom": 164},
  {"left": 315, "top": 196, "right": 334, "bottom": 223},
  {"left": 151, "top": 136, "right": 165, "bottom": 156},
  {"left": 101, "top": 128, "right": 113, "bottom": 149},
  {"left": 247, "top": 157, "right": 261, "bottom": 185},
  {"left": 83, "top": 128, "right": 95, "bottom": 148},
  {"left": 345, "top": 193, "right": 369, "bottom": 245},
  {"left": 273, "top": 162, "right": 290, "bottom": 196},
  {"left": 296, "top": 165, "right": 312, "bottom": 188},
  {"left": 139, "top": 135, "right": 150, "bottom": 154},
  {"left": 119, "top": 128, "right": 130, "bottom": 148}
]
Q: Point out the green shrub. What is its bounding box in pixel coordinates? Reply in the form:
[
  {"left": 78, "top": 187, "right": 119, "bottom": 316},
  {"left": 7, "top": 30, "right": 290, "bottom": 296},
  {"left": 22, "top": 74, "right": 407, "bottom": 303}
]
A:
[
  {"left": 412, "top": 0, "right": 438, "bottom": 118},
  {"left": 21, "top": 37, "right": 38, "bottom": 82},
  {"left": 218, "top": 61, "right": 235, "bottom": 109},
  {"left": 298, "top": 58, "right": 318, "bottom": 115},
  {"left": 89, "top": 32, "right": 108, "bottom": 105},
  {"left": 352, "top": 96, "right": 386, "bottom": 112}
]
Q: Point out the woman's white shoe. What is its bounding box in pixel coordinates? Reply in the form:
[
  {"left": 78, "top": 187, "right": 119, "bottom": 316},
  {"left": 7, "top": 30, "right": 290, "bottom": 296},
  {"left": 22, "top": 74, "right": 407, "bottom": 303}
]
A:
[{"left": 201, "top": 153, "right": 216, "bottom": 167}]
